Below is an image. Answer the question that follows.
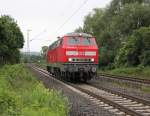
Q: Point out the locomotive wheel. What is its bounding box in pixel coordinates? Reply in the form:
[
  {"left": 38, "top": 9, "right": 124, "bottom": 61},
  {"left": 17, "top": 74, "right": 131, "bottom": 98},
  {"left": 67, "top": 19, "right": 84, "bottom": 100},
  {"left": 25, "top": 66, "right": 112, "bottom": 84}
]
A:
[
  {"left": 83, "top": 77, "right": 87, "bottom": 83},
  {"left": 65, "top": 72, "right": 70, "bottom": 81},
  {"left": 80, "top": 72, "right": 88, "bottom": 83},
  {"left": 64, "top": 72, "right": 67, "bottom": 81},
  {"left": 61, "top": 71, "right": 64, "bottom": 80},
  {"left": 80, "top": 76, "right": 87, "bottom": 83},
  {"left": 71, "top": 72, "right": 77, "bottom": 83}
]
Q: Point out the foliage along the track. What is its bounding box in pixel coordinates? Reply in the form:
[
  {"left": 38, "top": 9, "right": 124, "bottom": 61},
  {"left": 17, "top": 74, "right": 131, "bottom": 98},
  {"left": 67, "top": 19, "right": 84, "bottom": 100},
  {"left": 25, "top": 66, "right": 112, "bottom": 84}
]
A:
[
  {"left": 75, "top": 0, "right": 150, "bottom": 67},
  {"left": 0, "top": 64, "right": 68, "bottom": 116},
  {"left": 0, "top": 15, "right": 24, "bottom": 65}
]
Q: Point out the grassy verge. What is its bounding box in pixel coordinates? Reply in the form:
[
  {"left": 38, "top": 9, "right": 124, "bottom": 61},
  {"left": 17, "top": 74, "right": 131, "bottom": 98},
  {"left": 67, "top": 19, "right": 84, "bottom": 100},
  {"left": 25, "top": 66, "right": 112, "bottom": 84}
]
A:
[
  {"left": 98, "top": 66, "right": 150, "bottom": 80},
  {"left": 0, "top": 64, "right": 68, "bottom": 116}
]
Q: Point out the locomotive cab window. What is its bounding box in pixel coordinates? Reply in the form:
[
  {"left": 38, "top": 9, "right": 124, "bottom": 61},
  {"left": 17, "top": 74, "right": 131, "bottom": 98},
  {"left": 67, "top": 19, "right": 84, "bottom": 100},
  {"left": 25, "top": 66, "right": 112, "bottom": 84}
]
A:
[
  {"left": 82, "top": 37, "right": 95, "bottom": 45},
  {"left": 68, "top": 37, "right": 80, "bottom": 45},
  {"left": 56, "top": 40, "right": 61, "bottom": 47},
  {"left": 59, "top": 38, "right": 63, "bottom": 45}
]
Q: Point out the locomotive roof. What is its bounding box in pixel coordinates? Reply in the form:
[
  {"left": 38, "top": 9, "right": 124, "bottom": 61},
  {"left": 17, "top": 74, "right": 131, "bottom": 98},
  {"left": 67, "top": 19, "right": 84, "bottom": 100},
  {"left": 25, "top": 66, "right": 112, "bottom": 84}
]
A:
[{"left": 65, "top": 32, "right": 93, "bottom": 38}]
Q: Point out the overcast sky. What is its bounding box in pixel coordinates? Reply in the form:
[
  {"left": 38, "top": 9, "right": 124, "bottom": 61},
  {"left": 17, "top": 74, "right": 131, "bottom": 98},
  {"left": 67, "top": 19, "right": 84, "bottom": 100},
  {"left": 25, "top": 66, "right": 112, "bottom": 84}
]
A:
[{"left": 0, "top": 0, "right": 111, "bottom": 52}]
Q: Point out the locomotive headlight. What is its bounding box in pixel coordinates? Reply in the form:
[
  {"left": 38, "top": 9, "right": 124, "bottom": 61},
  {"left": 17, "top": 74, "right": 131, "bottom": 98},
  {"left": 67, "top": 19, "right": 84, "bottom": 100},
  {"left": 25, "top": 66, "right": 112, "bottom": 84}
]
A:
[
  {"left": 66, "top": 51, "right": 78, "bottom": 56},
  {"left": 91, "top": 58, "right": 94, "bottom": 62},
  {"left": 68, "top": 58, "right": 72, "bottom": 62}
]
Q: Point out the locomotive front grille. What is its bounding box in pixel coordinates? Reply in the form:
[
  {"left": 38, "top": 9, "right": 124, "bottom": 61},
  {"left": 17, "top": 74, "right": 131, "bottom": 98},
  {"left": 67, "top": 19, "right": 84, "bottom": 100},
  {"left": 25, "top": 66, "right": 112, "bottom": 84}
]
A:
[{"left": 68, "top": 58, "right": 94, "bottom": 62}]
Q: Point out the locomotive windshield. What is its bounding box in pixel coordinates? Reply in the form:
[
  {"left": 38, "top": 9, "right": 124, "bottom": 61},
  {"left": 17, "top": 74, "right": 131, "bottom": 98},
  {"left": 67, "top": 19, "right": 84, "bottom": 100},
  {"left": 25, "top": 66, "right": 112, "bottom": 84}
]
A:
[
  {"left": 68, "top": 37, "right": 80, "bottom": 45},
  {"left": 68, "top": 37, "right": 96, "bottom": 45},
  {"left": 82, "top": 37, "right": 95, "bottom": 45}
]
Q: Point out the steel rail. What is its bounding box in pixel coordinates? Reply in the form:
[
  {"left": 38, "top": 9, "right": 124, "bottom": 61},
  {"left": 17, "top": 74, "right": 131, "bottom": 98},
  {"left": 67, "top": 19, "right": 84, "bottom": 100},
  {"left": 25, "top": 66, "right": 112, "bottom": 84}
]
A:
[
  {"left": 30, "top": 65, "right": 150, "bottom": 116},
  {"left": 70, "top": 84, "right": 143, "bottom": 116},
  {"left": 98, "top": 73, "right": 150, "bottom": 85},
  {"left": 90, "top": 83, "right": 150, "bottom": 106}
]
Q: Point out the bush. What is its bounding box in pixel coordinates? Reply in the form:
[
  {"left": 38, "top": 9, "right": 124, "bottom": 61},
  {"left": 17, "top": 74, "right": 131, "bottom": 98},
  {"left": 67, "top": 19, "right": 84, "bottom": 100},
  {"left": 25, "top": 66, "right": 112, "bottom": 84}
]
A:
[
  {"left": 115, "top": 27, "right": 150, "bottom": 67},
  {"left": 99, "top": 47, "right": 115, "bottom": 68},
  {"left": 0, "top": 90, "right": 21, "bottom": 116},
  {"left": 0, "top": 64, "right": 68, "bottom": 116},
  {"left": 140, "top": 50, "right": 150, "bottom": 66}
]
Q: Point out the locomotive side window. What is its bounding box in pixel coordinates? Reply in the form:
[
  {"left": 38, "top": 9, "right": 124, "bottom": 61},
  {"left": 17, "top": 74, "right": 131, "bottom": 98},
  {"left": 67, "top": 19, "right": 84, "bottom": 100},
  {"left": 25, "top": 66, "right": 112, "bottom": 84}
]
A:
[
  {"left": 56, "top": 40, "right": 61, "bottom": 47},
  {"left": 68, "top": 37, "right": 80, "bottom": 45},
  {"left": 59, "top": 38, "right": 63, "bottom": 45},
  {"left": 51, "top": 42, "right": 57, "bottom": 49},
  {"left": 49, "top": 39, "right": 62, "bottom": 50}
]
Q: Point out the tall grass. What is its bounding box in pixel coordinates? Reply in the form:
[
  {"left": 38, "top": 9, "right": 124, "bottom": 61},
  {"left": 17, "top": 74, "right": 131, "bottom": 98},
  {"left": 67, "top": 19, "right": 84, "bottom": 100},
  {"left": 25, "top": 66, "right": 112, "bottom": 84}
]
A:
[{"left": 0, "top": 64, "right": 68, "bottom": 116}]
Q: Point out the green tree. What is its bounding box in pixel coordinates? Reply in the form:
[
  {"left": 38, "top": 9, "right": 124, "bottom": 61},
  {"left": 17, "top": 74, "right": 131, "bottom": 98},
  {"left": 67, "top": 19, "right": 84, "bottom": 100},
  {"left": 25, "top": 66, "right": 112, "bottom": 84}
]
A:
[
  {"left": 83, "top": 8, "right": 105, "bottom": 42},
  {"left": 115, "top": 27, "right": 150, "bottom": 66},
  {"left": 0, "top": 15, "right": 24, "bottom": 65},
  {"left": 74, "top": 27, "right": 83, "bottom": 33},
  {"left": 74, "top": 0, "right": 150, "bottom": 67}
]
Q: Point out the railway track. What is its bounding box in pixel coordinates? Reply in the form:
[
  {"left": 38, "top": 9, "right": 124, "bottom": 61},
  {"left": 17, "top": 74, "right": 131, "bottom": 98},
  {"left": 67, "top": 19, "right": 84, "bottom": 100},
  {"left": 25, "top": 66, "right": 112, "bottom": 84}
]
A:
[
  {"left": 31, "top": 65, "right": 150, "bottom": 116},
  {"left": 98, "top": 73, "right": 150, "bottom": 85},
  {"left": 74, "top": 84, "right": 150, "bottom": 116}
]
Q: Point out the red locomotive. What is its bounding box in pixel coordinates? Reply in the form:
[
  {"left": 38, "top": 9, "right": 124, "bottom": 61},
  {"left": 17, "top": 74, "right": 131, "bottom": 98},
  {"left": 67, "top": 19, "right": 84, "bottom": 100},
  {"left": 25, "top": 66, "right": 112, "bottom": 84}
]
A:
[{"left": 46, "top": 32, "right": 98, "bottom": 82}]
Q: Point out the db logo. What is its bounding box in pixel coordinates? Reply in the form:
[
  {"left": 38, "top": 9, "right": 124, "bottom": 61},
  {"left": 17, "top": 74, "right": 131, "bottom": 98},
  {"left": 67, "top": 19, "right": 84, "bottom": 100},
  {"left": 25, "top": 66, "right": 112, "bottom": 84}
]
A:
[{"left": 79, "top": 51, "right": 85, "bottom": 56}]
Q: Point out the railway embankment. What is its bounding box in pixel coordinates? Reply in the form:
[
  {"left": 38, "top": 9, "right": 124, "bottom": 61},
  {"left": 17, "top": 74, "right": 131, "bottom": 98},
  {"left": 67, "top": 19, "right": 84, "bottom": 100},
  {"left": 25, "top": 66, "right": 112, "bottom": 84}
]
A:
[{"left": 0, "top": 64, "right": 68, "bottom": 116}]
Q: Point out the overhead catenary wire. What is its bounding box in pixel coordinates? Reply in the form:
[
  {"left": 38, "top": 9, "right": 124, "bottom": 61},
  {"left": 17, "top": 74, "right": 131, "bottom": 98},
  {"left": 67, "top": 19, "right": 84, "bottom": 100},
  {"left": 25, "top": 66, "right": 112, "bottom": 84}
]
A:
[
  {"left": 28, "top": 0, "right": 89, "bottom": 45},
  {"left": 54, "top": 0, "right": 89, "bottom": 35},
  {"left": 29, "top": 29, "right": 47, "bottom": 42}
]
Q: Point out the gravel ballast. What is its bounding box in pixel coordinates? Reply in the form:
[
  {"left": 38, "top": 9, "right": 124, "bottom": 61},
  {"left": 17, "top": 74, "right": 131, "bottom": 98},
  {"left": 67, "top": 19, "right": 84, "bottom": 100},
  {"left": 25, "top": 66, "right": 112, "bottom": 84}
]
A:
[
  {"left": 28, "top": 66, "right": 116, "bottom": 116},
  {"left": 90, "top": 76, "right": 150, "bottom": 102}
]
